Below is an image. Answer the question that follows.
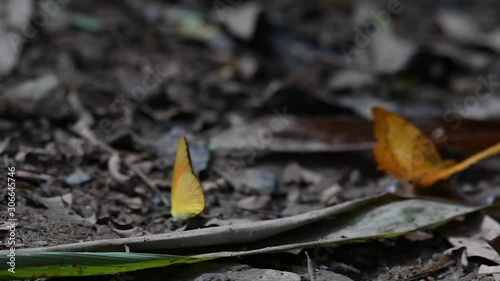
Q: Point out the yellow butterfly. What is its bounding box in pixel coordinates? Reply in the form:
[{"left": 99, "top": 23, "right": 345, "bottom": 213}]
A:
[
  {"left": 170, "top": 136, "right": 206, "bottom": 221},
  {"left": 373, "top": 106, "right": 500, "bottom": 187}
]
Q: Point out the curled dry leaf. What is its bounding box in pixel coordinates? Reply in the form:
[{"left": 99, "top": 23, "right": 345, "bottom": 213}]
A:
[
  {"left": 282, "top": 162, "right": 302, "bottom": 184},
  {"left": 0, "top": 136, "right": 10, "bottom": 154},
  {"left": 107, "top": 217, "right": 147, "bottom": 238},
  {"left": 237, "top": 195, "right": 271, "bottom": 211},
  {"left": 16, "top": 169, "right": 54, "bottom": 182},
  {"left": 124, "top": 197, "right": 143, "bottom": 210},
  {"left": 320, "top": 184, "right": 342, "bottom": 206},
  {"left": 222, "top": 2, "right": 261, "bottom": 40},
  {"left": 108, "top": 153, "right": 131, "bottom": 183},
  {"left": 65, "top": 168, "right": 91, "bottom": 185},
  {"left": 32, "top": 193, "right": 73, "bottom": 209},
  {"left": 373, "top": 107, "right": 500, "bottom": 187},
  {"left": 447, "top": 237, "right": 500, "bottom": 264},
  {"left": 478, "top": 264, "right": 500, "bottom": 280}
]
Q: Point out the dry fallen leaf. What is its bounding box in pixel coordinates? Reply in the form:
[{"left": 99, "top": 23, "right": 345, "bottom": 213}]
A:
[
  {"left": 373, "top": 107, "right": 500, "bottom": 187},
  {"left": 478, "top": 264, "right": 500, "bottom": 280},
  {"left": 108, "top": 153, "right": 131, "bottom": 183}
]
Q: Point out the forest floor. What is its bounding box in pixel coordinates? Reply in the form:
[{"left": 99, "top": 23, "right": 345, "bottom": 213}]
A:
[{"left": 1, "top": 0, "right": 500, "bottom": 280}]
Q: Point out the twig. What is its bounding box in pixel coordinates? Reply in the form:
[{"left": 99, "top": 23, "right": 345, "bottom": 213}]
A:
[
  {"left": 306, "top": 251, "right": 316, "bottom": 281},
  {"left": 73, "top": 126, "right": 170, "bottom": 207},
  {"left": 128, "top": 161, "right": 170, "bottom": 207},
  {"left": 16, "top": 169, "right": 54, "bottom": 182}
]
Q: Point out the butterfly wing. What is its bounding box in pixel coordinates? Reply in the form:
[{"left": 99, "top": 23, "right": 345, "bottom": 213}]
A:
[
  {"left": 372, "top": 107, "right": 453, "bottom": 184},
  {"left": 171, "top": 136, "right": 205, "bottom": 221}
]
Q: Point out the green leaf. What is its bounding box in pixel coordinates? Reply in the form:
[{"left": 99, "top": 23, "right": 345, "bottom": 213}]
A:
[
  {"left": 72, "top": 14, "right": 103, "bottom": 33},
  {"left": 0, "top": 252, "right": 213, "bottom": 280}
]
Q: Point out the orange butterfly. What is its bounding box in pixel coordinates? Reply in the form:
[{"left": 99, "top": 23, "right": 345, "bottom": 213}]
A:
[
  {"left": 373, "top": 106, "right": 500, "bottom": 187},
  {"left": 170, "top": 136, "right": 206, "bottom": 221}
]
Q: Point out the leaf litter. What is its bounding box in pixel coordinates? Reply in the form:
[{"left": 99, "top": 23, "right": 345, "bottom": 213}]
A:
[{"left": 1, "top": 1, "right": 500, "bottom": 280}]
